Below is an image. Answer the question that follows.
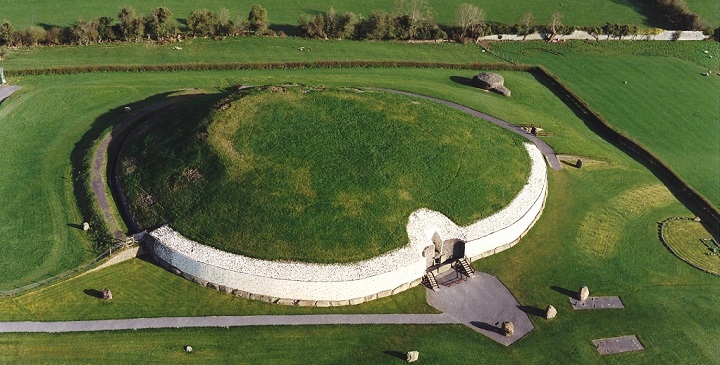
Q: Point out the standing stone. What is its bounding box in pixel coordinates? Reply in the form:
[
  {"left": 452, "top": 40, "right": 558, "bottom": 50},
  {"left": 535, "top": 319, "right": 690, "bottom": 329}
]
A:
[
  {"left": 82, "top": 222, "right": 90, "bottom": 231},
  {"left": 101, "top": 288, "right": 113, "bottom": 300},
  {"left": 579, "top": 285, "right": 589, "bottom": 301},
  {"left": 576, "top": 159, "right": 583, "bottom": 169},
  {"left": 546, "top": 305, "right": 557, "bottom": 319},
  {"left": 185, "top": 345, "right": 193, "bottom": 353},
  {"left": 502, "top": 321, "right": 514, "bottom": 337},
  {"left": 123, "top": 106, "right": 132, "bottom": 113},
  {"left": 406, "top": 351, "right": 419, "bottom": 363}
]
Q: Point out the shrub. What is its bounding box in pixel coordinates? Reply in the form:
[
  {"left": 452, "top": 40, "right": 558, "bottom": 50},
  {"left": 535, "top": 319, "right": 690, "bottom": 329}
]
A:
[
  {"left": 248, "top": 5, "right": 269, "bottom": 34},
  {"left": 0, "top": 21, "right": 14, "bottom": 46},
  {"left": 187, "top": 9, "right": 218, "bottom": 37}
]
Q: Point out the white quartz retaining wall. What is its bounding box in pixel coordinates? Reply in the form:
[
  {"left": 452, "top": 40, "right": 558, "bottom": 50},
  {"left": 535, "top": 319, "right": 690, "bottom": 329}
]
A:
[
  {"left": 148, "top": 143, "right": 547, "bottom": 305},
  {"left": 478, "top": 30, "right": 709, "bottom": 41}
]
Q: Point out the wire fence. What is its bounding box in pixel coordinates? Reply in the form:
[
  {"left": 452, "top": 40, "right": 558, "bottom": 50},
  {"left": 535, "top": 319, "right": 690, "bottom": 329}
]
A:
[{"left": 0, "top": 232, "right": 146, "bottom": 298}]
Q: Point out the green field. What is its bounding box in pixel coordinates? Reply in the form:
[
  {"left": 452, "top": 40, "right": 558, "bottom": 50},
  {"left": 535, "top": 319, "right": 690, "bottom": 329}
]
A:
[
  {"left": 687, "top": 0, "right": 720, "bottom": 26},
  {"left": 496, "top": 40, "right": 720, "bottom": 209},
  {"left": 0, "top": 0, "right": 661, "bottom": 30},
  {"left": 121, "top": 87, "right": 528, "bottom": 262}
]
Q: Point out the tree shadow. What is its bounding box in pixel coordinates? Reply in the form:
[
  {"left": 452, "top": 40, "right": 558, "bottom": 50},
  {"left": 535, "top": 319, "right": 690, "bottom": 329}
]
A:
[
  {"left": 518, "top": 305, "right": 546, "bottom": 318},
  {"left": 449, "top": 76, "right": 475, "bottom": 87},
  {"left": 608, "top": 0, "right": 673, "bottom": 29},
  {"left": 270, "top": 24, "right": 300, "bottom": 37},
  {"left": 382, "top": 350, "right": 406, "bottom": 360},
  {"left": 83, "top": 289, "right": 104, "bottom": 298},
  {"left": 470, "top": 321, "right": 502, "bottom": 334},
  {"left": 551, "top": 285, "right": 576, "bottom": 298}
]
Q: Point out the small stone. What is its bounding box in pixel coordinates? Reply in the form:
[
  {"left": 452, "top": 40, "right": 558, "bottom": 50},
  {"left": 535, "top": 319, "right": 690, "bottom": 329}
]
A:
[
  {"left": 576, "top": 159, "right": 583, "bottom": 169},
  {"left": 693, "top": 216, "right": 701, "bottom": 222},
  {"left": 579, "top": 285, "right": 590, "bottom": 301},
  {"left": 502, "top": 321, "right": 514, "bottom": 337},
  {"left": 206, "top": 282, "right": 219, "bottom": 291},
  {"left": 123, "top": 106, "right": 131, "bottom": 113},
  {"left": 406, "top": 351, "right": 419, "bottom": 363},
  {"left": 82, "top": 222, "right": 90, "bottom": 231},
  {"left": 101, "top": 288, "right": 113, "bottom": 301},
  {"left": 185, "top": 345, "right": 193, "bottom": 353},
  {"left": 546, "top": 305, "right": 557, "bottom": 319}
]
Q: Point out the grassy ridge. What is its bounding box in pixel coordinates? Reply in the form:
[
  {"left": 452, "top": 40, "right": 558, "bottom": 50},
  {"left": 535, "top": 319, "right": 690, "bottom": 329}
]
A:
[
  {"left": 121, "top": 87, "right": 529, "bottom": 262},
  {"left": 0, "top": 0, "right": 655, "bottom": 30}
]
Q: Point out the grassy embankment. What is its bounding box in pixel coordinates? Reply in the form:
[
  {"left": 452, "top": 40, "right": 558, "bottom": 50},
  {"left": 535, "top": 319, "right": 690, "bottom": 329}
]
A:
[
  {"left": 120, "top": 87, "right": 529, "bottom": 262},
  {"left": 0, "top": 0, "right": 657, "bottom": 30}
]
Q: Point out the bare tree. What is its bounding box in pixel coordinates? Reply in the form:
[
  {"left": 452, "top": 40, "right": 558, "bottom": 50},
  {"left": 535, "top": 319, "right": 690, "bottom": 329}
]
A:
[
  {"left": 395, "top": 0, "right": 433, "bottom": 23},
  {"left": 518, "top": 12, "right": 535, "bottom": 40},
  {"left": 456, "top": 3, "right": 485, "bottom": 38},
  {"left": 549, "top": 11, "right": 563, "bottom": 34}
]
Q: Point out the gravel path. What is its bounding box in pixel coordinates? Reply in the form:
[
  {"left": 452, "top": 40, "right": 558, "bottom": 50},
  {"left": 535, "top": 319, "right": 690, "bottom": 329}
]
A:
[
  {"left": 0, "top": 314, "right": 457, "bottom": 333},
  {"left": 371, "top": 88, "right": 562, "bottom": 170},
  {"left": 90, "top": 92, "right": 205, "bottom": 238}
]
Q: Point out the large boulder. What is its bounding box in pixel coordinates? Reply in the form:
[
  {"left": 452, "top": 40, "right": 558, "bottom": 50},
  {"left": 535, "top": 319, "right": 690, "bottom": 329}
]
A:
[
  {"left": 472, "top": 72, "right": 511, "bottom": 96},
  {"left": 579, "top": 285, "right": 589, "bottom": 301},
  {"left": 406, "top": 351, "right": 419, "bottom": 363},
  {"left": 546, "top": 305, "right": 557, "bottom": 319},
  {"left": 502, "top": 321, "right": 514, "bottom": 337}
]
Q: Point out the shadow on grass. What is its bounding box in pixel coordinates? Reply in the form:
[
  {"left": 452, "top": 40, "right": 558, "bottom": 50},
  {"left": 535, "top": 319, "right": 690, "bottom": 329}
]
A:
[
  {"left": 518, "top": 305, "right": 546, "bottom": 318},
  {"left": 70, "top": 89, "right": 229, "bottom": 254},
  {"left": 551, "top": 286, "right": 576, "bottom": 298},
  {"left": 382, "top": 350, "right": 406, "bottom": 360},
  {"left": 449, "top": 76, "right": 475, "bottom": 87},
  {"left": 66, "top": 223, "right": 84, "bottom": 230},
  {"left": 83, "top": 289, "right": 103, "bottom": 298}
]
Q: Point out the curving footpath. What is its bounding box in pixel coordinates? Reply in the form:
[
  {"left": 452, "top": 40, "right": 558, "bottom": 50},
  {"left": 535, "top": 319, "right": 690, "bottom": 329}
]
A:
[{"left": 372, "top": 88, "right": 562, "bottom": 170}]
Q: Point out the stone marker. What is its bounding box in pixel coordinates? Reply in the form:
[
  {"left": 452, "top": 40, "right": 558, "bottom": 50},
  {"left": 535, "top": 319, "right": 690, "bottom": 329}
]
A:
[
  {"left": 502, "top": 321, "right": 514, "bottom": 337},
  {"left": 185, "top": 345, "right": 193, "bottom": 353},
  {"left": 546, "top": 305, "right": 557, "bottom": 319},
  {"left": 82, "top": 222, "right": 90, "bottom": 231},
  {"left": 579, "top": 285, "right": 589, "bottom": 301},
  {"left": 101, "top": 288, "right": 113, "bottom": 301},
  {"left": 406, "top": 351, "right": 419, "bottom": 363}
]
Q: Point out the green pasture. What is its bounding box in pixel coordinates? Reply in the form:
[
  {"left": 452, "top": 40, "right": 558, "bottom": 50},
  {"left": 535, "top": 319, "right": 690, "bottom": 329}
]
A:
[
  {"left": 0, "top": 66, "right": 624, "bottom": 290},
  {"left": 0, "top": 37, "right": 500, "bottom": 71},
  {"left": 496, "top": 40, "right": 720, "bottom": 209},
  {"left": 1, "top": 0, "right": 659, "bottom": 30},
  {"left": 687, "top": 0, "right": 720, "bottom": 26},
  {"left": 121, "top": 87, "right": 528, "bottom": 262}
]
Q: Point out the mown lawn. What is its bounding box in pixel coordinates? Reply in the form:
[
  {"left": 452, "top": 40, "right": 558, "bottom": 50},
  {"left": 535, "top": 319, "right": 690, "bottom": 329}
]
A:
[
  {"left": 120, "top": 87, "right": 529, "bottom": 262},
  {"left": 0, "top": 0, "right": 655, "bottom": 30},
  {"left": 496, "top": 40, "right": 720, "bottom": 209}
]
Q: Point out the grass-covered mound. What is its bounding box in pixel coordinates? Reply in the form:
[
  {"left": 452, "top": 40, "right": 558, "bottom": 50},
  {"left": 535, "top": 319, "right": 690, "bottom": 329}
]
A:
[{"left": 120, "top": 86, "right": 529, "bottom": 263}]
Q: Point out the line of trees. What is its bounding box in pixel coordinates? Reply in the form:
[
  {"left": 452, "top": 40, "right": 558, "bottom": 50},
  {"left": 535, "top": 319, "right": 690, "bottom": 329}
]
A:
[{"left": 0, "top": 5, "right": 272, "bottom": 47}]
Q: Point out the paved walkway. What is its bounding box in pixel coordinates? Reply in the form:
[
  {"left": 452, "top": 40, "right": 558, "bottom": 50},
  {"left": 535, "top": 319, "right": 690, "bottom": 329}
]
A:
[
  {"left": 0, "top": 314, "right": 457, "bottom": 333},
  {"left": 426, "top": 271, "right": 534, "bottom": 346},
  {"left": 0, "top": 85, "right": 20, "bottom": 104},
  {"left": 372, "top": 88, "right": 562, "bottom": 170}
]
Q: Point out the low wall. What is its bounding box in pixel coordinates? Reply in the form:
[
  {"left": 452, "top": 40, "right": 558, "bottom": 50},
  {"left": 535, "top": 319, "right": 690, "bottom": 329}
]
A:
[
  {"left": 478, "top": 30, "right": 708, "bottom": 41},
  {"left": 147, "top": 143, "right": 547, "bottom": 305}
]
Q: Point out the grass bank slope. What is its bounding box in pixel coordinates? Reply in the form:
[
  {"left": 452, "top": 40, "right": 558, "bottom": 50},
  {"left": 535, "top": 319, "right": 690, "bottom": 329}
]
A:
[{"left": 121, "top": 87, "right": 529, "bottom": 262}]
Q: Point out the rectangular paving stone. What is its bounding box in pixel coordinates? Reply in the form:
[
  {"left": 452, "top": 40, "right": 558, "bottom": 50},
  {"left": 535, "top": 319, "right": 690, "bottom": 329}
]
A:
[
  {"left": 593, "top": 335, "right": 644, "bottom": 355},
  {"left": 570, "top": 296, "right": 624, "bottom": 310}
]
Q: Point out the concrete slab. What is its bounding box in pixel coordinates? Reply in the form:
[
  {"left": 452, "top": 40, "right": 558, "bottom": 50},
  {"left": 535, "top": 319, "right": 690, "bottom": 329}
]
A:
[
  {"left": 426, "top": 271, "right": 533, "bottom": 346},
  {"left": 570, "top": 296, "right": 624, "bottom": 310},
  {"left": 592, "top": 335, "right": 644, "bottom": 355},
  {"left": 0, "top": 85, "right": 20, "bottom": 104}
]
